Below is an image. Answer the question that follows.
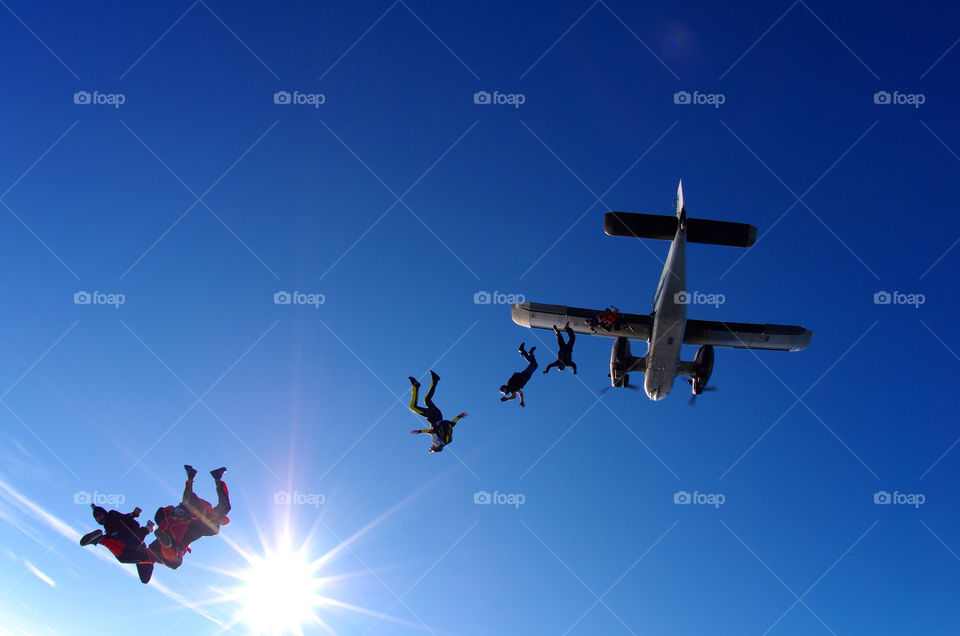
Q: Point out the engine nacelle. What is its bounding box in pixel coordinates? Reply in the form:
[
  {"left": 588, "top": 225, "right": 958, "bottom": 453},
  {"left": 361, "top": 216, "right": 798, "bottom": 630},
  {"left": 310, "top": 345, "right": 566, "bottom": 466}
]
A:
[
  {"left": 609, "top": 337, "right": 645, "bottom": 388},
  {"left": 689, "top": 344, "right": 715, "bottom": 394}
]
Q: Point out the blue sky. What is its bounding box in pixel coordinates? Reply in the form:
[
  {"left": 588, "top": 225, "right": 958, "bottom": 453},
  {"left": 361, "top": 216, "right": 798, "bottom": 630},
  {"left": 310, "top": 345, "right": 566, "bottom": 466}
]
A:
[{"left": 0, "top": 1, "right": 958, "bottom": 634}]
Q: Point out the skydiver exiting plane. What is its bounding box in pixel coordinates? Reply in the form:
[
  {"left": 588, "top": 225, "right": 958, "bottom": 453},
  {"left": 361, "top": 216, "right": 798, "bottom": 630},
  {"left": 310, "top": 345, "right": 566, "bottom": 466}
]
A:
[
  {"left": 152, "top": 465, "right": 231, "bottom": 569},
  {"left": 543, "top": 323, "right": 577, "bottom": 375},
  {"left": 500, "top": 343, "right": 537, "bottom": 407},
  {"left": 79, "top": 503, "right": 156, "bottom": 583},
  {"left": 408, "top": 371, "right": 468, "bottom": 453}
]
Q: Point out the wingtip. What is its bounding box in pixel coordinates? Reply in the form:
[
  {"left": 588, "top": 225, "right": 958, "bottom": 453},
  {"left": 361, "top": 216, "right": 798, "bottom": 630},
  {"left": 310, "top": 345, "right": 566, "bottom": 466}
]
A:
[
  {"left": 511, "top": 302, "right": 532, "bottom": 327},
  {"left": 793, "top": 328, "right": 814, "bottom": 351}
]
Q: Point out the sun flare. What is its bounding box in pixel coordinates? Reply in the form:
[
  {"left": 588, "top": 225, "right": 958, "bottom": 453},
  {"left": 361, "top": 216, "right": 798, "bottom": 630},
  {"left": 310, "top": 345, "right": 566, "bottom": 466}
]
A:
[{"left": 235, "top": 545, "right": 324, "bottom": 635}]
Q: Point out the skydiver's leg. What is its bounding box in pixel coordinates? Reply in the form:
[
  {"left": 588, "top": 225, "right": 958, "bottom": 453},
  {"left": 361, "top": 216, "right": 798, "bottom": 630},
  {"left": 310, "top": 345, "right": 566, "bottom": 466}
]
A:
[
  {"left": 117, "top": 545, "right": 152, "bottom": 564},
  {"left": 520, "top": 346, "right": 537, "bottom": 364},
  {"left": 182, "top": 479, "right": 203, "bottom": 513},
  {"left": 423, "top": 371, "right": 439, "bottom": 409},
  {"left": 555, "top": 328, "right": 565, "bottom": 348},
  {"left": 422, "top": 373, "right": 443, "bottom": 422},
  {"left": 409, "top": 383, "right": 428, "bottom": 417},
  {"left": 212, "top": 478, "right": 231, "bottom": 518},
  {"left": 565, "top": 325, "right": 575, "bottom": 346}
]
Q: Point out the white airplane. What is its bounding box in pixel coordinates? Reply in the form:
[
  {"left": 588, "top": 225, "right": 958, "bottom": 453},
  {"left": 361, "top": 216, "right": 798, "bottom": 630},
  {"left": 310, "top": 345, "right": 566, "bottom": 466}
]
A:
[{"left": 511, "top": 181, "right": 813, "bottom": 401}]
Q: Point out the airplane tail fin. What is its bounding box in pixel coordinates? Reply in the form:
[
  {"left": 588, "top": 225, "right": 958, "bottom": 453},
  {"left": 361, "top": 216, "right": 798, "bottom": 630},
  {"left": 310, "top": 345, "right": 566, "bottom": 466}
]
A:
[
  {"left": 676, "top": 180, "right": 685, "bottom": 220},
  {"left": 604, "top": 212, "right": 756, "bottom": 248}
]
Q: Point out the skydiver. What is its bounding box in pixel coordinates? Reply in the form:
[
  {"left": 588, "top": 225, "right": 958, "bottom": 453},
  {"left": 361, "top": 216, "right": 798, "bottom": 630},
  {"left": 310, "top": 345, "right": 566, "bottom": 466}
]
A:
[
  {"left": 543, "top": 323, "right": 577, "bottom": 375},
  {"left": 79, "top": 503, "right": 156, "bottom": 583},
  {"left": 500, "top": 343, "right": 537, "bottom": 407},
  {"left": 153, "top": 465, "right": 231, "bottom": 568},
  {"left": 587, "top": 306, "right": 621, "bottom": 332},
  {"left": 408, "top": 371, "right": 468, "bottom": 453}
]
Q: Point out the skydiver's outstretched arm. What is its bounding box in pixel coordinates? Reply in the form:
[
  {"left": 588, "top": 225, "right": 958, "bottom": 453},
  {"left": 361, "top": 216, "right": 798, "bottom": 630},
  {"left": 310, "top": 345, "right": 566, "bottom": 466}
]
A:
[
  {"left": 500, "top": 392, "right": 517, "bottom": 402},
  {"left": 451, "top": 412, "right": 467, "bottom": 424},
  {"left": 410, "top": 428, "right": 432, "bottom": 435},
  {"left": 543, "top": 360, "right": 561, "bottom": 374},
  {"left": 517, "top": 390, "right": 525, "bottom": 407}
]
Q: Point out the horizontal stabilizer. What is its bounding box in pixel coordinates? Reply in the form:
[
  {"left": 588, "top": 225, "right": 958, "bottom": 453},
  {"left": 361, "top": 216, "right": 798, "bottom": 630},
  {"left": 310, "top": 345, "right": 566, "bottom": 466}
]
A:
[
  {"left": 605, "top": 212, "right": 757, "bottom": 248},
  {"left": 511, "top": 302, "right": 652, "bottom": 341}
]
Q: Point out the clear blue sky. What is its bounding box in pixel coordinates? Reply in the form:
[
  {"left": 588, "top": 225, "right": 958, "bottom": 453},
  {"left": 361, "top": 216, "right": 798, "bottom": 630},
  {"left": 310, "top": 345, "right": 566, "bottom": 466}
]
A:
[{"left": 0, "top": 1, "right": 958, "bottom": 634}]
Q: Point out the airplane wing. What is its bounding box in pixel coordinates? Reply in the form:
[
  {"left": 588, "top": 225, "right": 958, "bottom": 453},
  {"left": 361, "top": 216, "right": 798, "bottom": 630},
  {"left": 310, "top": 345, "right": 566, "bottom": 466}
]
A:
[
  {"left": 682, "top": 319, "right": 812, "bottom": 351},
  {"left": 511, "top": 302, "right": 651, "bottom": 340}
]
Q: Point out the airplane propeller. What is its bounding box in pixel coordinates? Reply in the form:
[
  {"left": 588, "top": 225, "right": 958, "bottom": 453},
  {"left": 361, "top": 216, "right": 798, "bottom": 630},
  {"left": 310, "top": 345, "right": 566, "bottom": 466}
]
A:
[
  {"left": 688, "top": 386, "right": 718, "bottom": 406},
  {"left": 599, "top": 383, "right": 643, "bottom": 396}
]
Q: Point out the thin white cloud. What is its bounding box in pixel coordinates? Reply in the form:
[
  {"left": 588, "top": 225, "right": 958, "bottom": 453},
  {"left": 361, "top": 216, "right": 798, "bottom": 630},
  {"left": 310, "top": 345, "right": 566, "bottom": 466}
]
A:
[{"left": 22, "top": 561, "right": 55, "bottom": 588}]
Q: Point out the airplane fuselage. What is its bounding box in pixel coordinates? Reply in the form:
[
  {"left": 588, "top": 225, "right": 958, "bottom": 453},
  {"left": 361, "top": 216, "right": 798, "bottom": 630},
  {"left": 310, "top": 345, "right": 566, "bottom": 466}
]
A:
[{"left": 645, "top": 211, "right": 686, "bottom": 400}]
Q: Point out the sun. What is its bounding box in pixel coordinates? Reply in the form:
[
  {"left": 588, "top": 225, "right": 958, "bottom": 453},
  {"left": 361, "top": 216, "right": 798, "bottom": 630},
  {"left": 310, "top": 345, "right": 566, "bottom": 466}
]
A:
[{"left": 235, "top": 545, "right": 325, "bottom": 635}]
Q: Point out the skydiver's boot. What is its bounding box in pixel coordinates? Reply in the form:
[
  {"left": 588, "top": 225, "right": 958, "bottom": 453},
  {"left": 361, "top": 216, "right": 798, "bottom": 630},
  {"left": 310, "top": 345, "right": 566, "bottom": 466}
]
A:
[
  {"left": 210, "top": 467, "right": 227, "bottom": 482},
  {"left": 429, "top": 370, "right": 440, "bottom": 383},
  {"left": 80, "top": 529, "right": 103, "bottom": 546},
  {"left": 408, "top": 376, "right": 420, "bottom": 388},
  {"left": 184, "top": 465, "right": 197, "bottom": 480}
]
